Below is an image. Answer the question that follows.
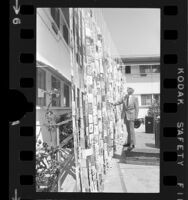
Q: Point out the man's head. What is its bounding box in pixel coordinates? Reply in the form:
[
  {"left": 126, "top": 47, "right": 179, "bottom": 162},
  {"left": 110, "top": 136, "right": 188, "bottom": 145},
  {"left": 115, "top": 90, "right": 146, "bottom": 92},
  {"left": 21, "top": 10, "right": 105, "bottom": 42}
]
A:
[{"left": 127, "top": 87, "right": 134, "bottom": 95}]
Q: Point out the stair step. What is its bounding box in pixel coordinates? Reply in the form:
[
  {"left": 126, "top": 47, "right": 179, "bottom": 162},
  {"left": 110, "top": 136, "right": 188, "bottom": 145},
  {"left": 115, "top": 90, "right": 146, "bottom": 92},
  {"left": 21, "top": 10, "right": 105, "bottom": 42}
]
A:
[{"left": 123, "top": 148, "right": 159, "bottom": 166}]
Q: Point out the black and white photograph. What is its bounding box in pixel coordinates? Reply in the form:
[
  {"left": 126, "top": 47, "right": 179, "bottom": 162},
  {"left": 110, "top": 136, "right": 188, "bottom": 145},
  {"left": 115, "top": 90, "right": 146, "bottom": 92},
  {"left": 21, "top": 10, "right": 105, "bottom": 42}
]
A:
[{"left": 36, "top": 8, "right": 160, "bottom": 193}]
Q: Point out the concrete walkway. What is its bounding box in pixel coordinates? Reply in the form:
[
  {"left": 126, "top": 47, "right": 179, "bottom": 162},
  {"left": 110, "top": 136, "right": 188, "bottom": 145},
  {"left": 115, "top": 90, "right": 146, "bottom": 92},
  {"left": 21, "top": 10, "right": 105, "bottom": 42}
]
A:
[{"left": 103, "top": 124, "right": 160, "bottom": 193}]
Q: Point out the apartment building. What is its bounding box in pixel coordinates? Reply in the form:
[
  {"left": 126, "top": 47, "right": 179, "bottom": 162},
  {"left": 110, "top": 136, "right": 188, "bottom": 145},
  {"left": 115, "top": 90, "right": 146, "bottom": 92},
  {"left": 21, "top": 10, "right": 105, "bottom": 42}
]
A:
[
  {"left": 36, "top": 8, "right": 84, "bottom": 146},
  {"left": 116, "top": 55, "right": 160, "bottom": 118}
]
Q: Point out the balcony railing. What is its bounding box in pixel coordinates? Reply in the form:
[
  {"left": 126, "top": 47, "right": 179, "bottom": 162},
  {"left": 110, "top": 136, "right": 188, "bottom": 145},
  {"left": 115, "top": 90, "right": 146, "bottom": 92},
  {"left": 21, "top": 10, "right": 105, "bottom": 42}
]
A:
[{"left": 125, "top": 73, "right": 160, "bottom": 78}]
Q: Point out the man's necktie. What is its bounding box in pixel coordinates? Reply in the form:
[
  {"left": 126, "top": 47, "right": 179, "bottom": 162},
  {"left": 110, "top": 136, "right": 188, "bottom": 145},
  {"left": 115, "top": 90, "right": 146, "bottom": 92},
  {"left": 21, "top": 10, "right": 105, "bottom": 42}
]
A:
[{"left": 127, "top": 95, "right": 129, "bottom": 106}]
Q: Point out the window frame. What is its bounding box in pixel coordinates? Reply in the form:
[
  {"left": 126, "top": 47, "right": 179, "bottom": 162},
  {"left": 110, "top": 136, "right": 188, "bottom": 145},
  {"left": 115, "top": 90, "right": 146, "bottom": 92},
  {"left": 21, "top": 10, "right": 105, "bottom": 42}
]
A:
[
  {"left": 50, "top": 8, "right": 70, "bottom": 47},
  {"left": 64, "top": 83, "right": 70, "bottom": 108},
  {"left": 37, "top": 68, "right": 46, "bottom": 107},
  {"left": 51, "top": 75, "right": 61, "bottom": 107},
  {"left": 125, "top": 66, "right": 131, "bottom": 74},
  {"left": 139, "top": 65, "right": 160, "bottom": 76},
  {"left": 141, "top": 94, "right": 153, "bottom": 106},
  {"left": 59, "top": 9, "right": 70, "bottom": 46}
]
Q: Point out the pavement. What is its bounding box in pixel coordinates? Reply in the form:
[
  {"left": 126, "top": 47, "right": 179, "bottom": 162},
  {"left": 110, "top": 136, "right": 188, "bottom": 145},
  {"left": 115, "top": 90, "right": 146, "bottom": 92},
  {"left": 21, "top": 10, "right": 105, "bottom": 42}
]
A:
[{"left": 103, "top": 124, "right": 160, "bottom": 193}]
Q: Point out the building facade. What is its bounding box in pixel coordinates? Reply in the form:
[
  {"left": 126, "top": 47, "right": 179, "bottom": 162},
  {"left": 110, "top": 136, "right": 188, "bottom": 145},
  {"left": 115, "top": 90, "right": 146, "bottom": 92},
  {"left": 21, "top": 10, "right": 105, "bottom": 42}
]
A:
[
  {"left": 36, "top": 8, "right": 86, "bottom": 146},
  {"left": 36, "top": 8, "right": 85, "bottom": 192},
  {"left": 116, "top": 55, "right": 160, "bottom": 118},
  {"left": 36, "top": 8, "right": 124, "bottom": 192}
]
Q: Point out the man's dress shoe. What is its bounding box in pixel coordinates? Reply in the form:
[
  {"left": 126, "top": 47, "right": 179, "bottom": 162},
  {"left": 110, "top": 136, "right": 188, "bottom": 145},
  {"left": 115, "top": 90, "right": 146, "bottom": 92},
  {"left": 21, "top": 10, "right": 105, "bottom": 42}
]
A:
[
  {"left": 127, "top": 145, "right": 135, "bottom": 151},
  {"left": 123, "top": 143, "right": 130, "bottom": 147}
]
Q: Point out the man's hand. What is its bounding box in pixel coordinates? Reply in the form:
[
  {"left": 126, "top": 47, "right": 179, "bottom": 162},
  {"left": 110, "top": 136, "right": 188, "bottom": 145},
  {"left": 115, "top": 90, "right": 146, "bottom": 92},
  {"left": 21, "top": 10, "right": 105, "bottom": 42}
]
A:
[{"left": 110, "top": 102, "right": 116, "bottom": 107}]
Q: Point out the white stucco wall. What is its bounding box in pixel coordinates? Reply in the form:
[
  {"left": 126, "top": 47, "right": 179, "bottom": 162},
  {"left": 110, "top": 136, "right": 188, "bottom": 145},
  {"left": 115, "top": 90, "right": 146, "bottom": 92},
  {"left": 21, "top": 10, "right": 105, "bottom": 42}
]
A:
[
  {"left": 37, "top": 8, "right": 71, "bottom": 81},
  {"left": 124, "top": 65, "right": 160, "bottom": 95},
  {"left": 126, "top": 81, "right": 160, "bottom": 95}
]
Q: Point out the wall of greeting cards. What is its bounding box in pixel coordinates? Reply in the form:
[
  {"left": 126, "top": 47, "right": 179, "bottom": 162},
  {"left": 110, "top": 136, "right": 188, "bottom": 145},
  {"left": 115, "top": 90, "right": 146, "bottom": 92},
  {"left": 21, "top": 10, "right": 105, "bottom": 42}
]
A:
[{"left": 69, "top": 8, "right": 125, "bottom": 192}]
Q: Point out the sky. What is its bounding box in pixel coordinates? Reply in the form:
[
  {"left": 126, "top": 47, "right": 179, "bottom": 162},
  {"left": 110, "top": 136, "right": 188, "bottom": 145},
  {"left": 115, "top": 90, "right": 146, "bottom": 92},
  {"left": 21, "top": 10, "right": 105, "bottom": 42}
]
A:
[{"left": 101, "top": 8, "right": 160, "bottom": 57}]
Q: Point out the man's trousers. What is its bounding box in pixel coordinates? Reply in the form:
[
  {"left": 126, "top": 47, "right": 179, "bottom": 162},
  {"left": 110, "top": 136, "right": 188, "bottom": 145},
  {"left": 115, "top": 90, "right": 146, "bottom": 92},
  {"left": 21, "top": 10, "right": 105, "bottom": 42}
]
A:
[{"left": 124, "top": 116, "right": 136, "bottom": 146}]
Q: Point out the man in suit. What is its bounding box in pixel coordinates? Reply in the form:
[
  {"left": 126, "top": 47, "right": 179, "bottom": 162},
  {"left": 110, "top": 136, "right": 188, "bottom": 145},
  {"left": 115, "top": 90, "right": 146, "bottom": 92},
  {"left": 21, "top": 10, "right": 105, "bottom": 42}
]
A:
[{"left": 113, "top": 87, "right": 139, "bottom": 151}]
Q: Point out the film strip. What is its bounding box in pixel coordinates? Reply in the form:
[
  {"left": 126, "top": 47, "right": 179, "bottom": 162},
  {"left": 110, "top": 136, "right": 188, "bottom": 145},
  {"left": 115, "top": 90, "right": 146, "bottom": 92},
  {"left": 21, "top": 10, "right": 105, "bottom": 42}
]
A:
[{"left": 9, "top": 0, "right": 187, "bottom": 200}]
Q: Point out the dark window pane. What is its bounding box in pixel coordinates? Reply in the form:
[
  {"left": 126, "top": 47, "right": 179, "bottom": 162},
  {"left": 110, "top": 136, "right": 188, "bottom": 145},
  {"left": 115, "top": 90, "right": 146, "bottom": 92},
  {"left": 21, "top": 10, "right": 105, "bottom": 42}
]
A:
[
  {"left": 51, "top": 8, "right": 60, "bottom": 28},
  {"left": 152, "top": 65, "right": 160, "bottom": 73},
  {"left": 37, "top": 68, "right": 46, "bottom": 106},
  {"left": 63, "top": 24, "right": 69, "bottom": 45},
  {"left": 61, "top": 8, "right": 69, "bottom": 27},
  {"left": 64, "top": 83, "right": 70, "bottom": 107},
  {"left": 125, "top": 66, "right": 131, "bottom": 74},
  {"left": 51, "top": 76, "right": 61, "bottom": 107}
]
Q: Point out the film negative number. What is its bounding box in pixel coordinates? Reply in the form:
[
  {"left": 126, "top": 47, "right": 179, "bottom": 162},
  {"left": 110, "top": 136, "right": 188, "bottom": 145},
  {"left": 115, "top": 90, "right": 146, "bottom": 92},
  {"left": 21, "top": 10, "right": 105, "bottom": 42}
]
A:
[
  {"left": 12, "top": 0, "right": 21, "bottom": 25},
  {"left": 12, "top": 18, "right": 21, "bottom": 25}
]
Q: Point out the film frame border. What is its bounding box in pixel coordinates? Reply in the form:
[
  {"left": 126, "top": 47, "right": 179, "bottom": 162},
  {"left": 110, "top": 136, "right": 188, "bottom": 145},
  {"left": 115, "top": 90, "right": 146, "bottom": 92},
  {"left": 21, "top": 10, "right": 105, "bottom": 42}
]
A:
[{"left": 9, "top": 0, "right": 187, "bottom": 199}]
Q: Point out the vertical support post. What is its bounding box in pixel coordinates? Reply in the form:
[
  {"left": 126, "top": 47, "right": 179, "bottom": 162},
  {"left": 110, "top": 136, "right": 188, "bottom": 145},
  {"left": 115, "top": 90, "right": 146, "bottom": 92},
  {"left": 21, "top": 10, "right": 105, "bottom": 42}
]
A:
[{"left": 56, "top": 126, "right": 61, "bottom": 192}]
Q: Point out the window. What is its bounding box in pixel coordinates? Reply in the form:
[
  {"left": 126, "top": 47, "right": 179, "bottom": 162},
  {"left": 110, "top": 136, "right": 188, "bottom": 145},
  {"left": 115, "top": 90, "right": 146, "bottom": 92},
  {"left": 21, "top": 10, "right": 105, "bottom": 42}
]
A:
[
  {"left": 51, "top": 76, "right": 61, "bottom": 107},
  {"left": 63, "top": 24, "right": 69, "bottom": 45},
  {"left": 59, "top": 9, "right": 70, "bottom": 46},
  {"left": 141, "top": 94, "right": 152, "bottom": 106},
  {"left": 140, "top": 65, "right": 151, "bottom": 76},
  {"left": 153, "top": 94, "right": 160, "bottom": 101},
  {"left": 51, "top": 8, "right": 60, "bottom": 33},
  {"left": 37, "top": 68, "right": 46, "bottom": 106},
  {"left": 64, "top": 83, "right": 70, "bottom": 107},
  {"left": 151, "top": 65, "right": 160, "bottom": 73},
  {"left": 139, "top": 65, "right": 160, "bottom": 76},
  {"left": 51, "top": 8, "right": 70, "bottom": 45},
  {"left": 125, "top": 66, "right": 131, "bottom": 74},
  {"left": 60, "top": 8, "right": 70, "bottom": 27}
]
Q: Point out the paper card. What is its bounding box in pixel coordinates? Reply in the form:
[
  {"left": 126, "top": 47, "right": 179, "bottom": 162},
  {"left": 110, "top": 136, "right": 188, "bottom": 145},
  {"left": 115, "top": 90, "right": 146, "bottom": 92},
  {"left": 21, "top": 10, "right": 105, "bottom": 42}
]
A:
[
  {"left": 80, "top": 128, "right": 85, "bottom": 138},
  {"left": 94, "top": 125, "right": 99, "bottom": 135},
  {"left": 89, "top": 123, "right": 94, "bottom": 133},
  {"left": 93, "top": 106, "right": 97, "bottom": 116},
  {"left": 83, "top": 148, "right": 93, "bottom": 159},
  {"left": 80, "top": 138, "right": 85, "bottom": 148},
  {"left": 98, "top": 110, "right": 102, "bottom": 118},
  {"left": 93, "top": 115, "right": 98, "bottom": 125},
  {"left": 98, "top": 120, "right": 102, "bottom": 132},
  {"left": 87, "top": 76, "right": 93, "bottom": 85},
  {"left": 90, "top": 155, "right": 95, "bottom": 165},
  {"left": 88, "top": 94, "right": 93, "bottom": 103},
  {"left": 85, "top": 117, "right": 89, "bottom": 127},
  {"left": 104, "top": 130, "right": 107, "bottom": 137},
  {"left": 96, "top": 81, "right": 100, "bottom": 89},
  {"left": 99, "top": 63, "right": 104, "bottom": 73},
  {"left": 38, "top": 88, "right": 44, "bottom": 98},
  {"left": 93, "top": 97, "right": 97, "bottom": 106},
  {"left": 80, "top": 110, "right": 83, "bottom": 119},
  {"left": 97, "top": 95, "right": 101, "bottom": 103},
  {"left": 81, "top": 120, "right": 84, "bottom": 128},
  {"left": 89, "top": 133, "right": 94, "bottom": 143},
  {"left": 86, "top": 27, "right": 92, "bottom": 37},
  {"left": 87, "top": 85, "right": 93, "bottom": 94},
  {"left": 88, "top": 103, "right": 93, "bottom": 114},
  {"left": 81, "top": 159, "right": 87, "bottom": 168},
  {"left": 89, "top": 114, "right": 93, "bottom": 124},
  {"left": 82, "top": 168, "right": 89, "bottom": 188}
]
